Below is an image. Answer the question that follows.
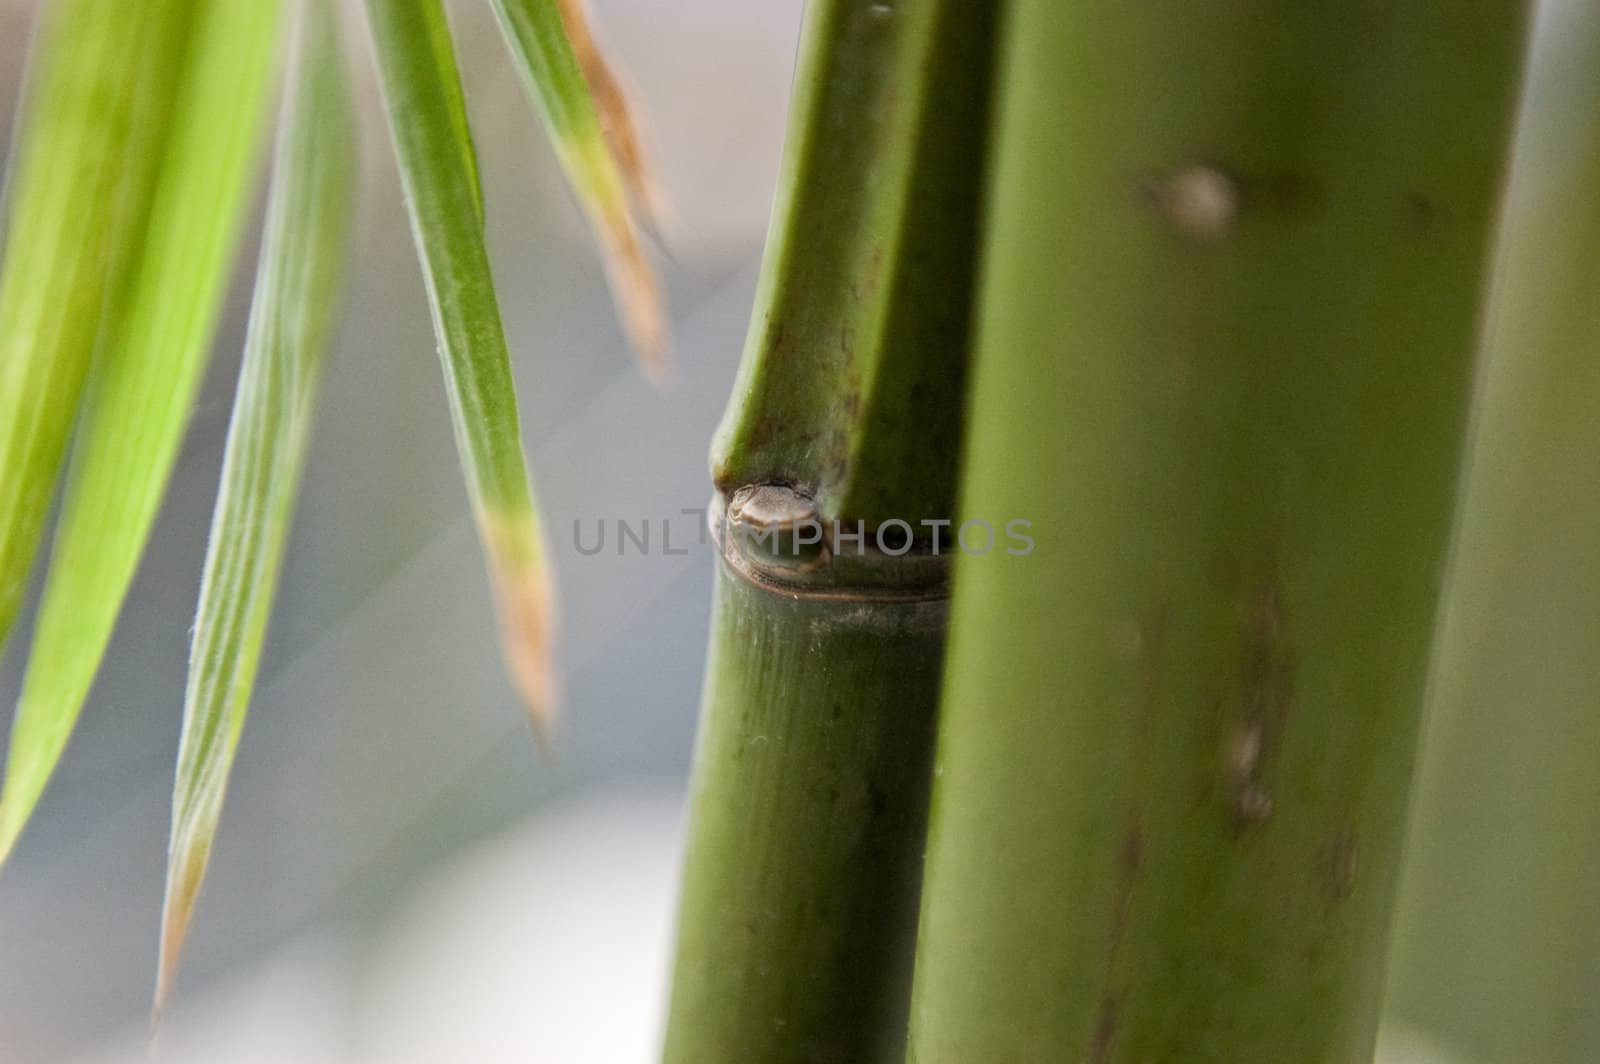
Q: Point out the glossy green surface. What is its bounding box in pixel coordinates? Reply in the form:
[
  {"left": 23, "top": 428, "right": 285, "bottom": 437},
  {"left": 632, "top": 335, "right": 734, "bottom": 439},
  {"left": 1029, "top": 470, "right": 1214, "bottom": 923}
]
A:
[
  {"left": 709, "top": 0, "right": 994, "bottom": 526},
  {"left": 909, "top": 3, "right": 1530, "bottom": 1061},
  {"left": 665, "top": 570, "right": 945, "bottom": 1063}
]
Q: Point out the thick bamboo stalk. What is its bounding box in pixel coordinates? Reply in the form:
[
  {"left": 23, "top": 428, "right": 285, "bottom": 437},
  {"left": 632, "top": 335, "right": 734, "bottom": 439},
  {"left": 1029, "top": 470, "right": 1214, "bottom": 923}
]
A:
[
  {"left": 663, "top": 0, "right": 995, "bottom": 1059},
  {"left": 1382, "top": 3, "right": 1600, "bottom": 1061},
  {"left": 907, "top": 4, "right": 1530, "bottom": 1062}
]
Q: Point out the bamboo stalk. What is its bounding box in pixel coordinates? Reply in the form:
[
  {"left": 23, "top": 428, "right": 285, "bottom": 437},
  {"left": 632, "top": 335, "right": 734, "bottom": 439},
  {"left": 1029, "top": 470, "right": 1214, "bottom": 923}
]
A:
[
  {"left": 907, "top": 3, "right": 1530, "bottom": 1062},
  {"left": 668, "top": 502, "right": 949, "bottom": 1062},
  {"left": 663, "top": 1, "right": 996, "bottom": 1059},
  {"left": 1382, "top": 4, "right": 1600, "bottom": 1061}
]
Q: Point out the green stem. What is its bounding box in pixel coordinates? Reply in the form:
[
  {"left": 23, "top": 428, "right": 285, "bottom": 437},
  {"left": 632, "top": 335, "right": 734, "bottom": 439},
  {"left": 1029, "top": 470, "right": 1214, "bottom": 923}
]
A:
[
  {"left": 908, "top": 3, "right": 1530, "bottom": 1062},
  {"left": 666, "top": 498, "right": 947, "bottom": 1062},
  {"left": 709, "top": 0, "right": 995, "bottom": 525},
  {"left": 665, "top": 0, "right": 996, "bottom": 1058}
]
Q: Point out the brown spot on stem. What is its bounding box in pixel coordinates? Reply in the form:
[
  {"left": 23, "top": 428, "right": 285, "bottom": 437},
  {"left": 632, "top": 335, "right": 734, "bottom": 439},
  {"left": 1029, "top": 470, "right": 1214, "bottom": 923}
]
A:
[
  {"left": 1088, "top": 994, "right": 1120, "bottom": 1063},
  {"left": 1231, "top": 577, "right": 1293, "bottom": 827},
  {"left": 1405, "top": 192, "right": 1440, "bottom": 235},
  {"left": 1239, "top": 171, "right": 1323, "bottom": 215},
  {"left": 1108, "top": 822, "right": 1143, "bottom": 950},
  {"left": 1320, "top": 830, "right": 1359, "bottom": 903}
]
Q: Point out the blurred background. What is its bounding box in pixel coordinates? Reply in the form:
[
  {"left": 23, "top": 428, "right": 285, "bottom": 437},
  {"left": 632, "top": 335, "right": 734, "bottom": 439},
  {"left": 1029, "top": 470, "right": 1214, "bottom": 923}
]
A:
[{"left": 1, "top": 1, "right": 1597, "bottom": 1062}]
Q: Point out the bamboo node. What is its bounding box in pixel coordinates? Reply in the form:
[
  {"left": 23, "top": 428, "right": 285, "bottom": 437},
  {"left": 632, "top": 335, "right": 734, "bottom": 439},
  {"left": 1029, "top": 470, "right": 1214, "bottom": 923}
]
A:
[{"left": 711, "top": 486, "right": 951, "bottom": 603}]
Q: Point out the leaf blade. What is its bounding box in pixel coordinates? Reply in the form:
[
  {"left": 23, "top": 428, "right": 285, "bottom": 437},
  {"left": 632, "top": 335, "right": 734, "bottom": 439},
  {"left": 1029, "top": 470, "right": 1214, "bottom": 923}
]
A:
[
  {"left": 487, "top": 0, "right": 667, "bottom": 371},
  {"left": 0, "top": 0, "right": 284, "bottom": 864},
  {"left": 365, "top": 0, "right": 555, "bottom": 731},
  {"left": 0, "top": 0, "right": 190, "bottom": 656},
  {"left": 156, "top": 0, "right": 355, "bottom": 1012}
]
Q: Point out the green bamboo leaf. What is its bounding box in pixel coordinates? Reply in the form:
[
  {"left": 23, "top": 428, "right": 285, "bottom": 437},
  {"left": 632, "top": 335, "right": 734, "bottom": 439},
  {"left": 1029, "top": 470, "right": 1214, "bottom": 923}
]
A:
[
  {"left": 487, "top": 0, "right": 667, "bottom": 372},
  {"left": 0, "top": 0, "right": 190, "bottom": 657},
  {"left": 0, "top": 0, "right": 283, "bottom": 865},
  {"left": 156, "top": 0, "right": 354, "bottom": 1014},
  {"left": 366, "top": 0, "right": 556, "bottom": 733}
]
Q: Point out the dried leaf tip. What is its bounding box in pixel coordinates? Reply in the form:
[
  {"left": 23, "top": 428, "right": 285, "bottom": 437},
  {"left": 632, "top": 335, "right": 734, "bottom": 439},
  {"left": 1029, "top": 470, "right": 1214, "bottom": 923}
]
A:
[
  {"left": 597, "top": 210, "right": 672, "bottom": 381},
  {"left": 561, "top": 0, "right": 671, "bottom": 378},
  {"left": 556, "top": 0, "right": 667, "bottom": 228},
  {"left": 491, "top": 0, "right": 671, "bottom": 375},
  {"left": 487, "top": 519, "right": 559, "bottom": 743},
  {"left": 153, "top": 835, "right": 210, "bottom": 1023}
]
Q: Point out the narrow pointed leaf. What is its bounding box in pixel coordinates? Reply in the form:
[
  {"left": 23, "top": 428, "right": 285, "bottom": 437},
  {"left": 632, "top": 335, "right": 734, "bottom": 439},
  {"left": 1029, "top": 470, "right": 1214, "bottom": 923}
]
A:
[
  {"left": 0, "top": 0, "right": 191, "bottom": 655},
  {"left": 366, "top": 0, "right": 555, "bottom": 732},
  {"left": 487, "top": 0, "right": 667, "bottom": 371},
  {"left": 553, "top": 0, "right": 663, "bottom": 224},
  {"left": 0, "top": 0, "right": 283, "bottom": 864},
  {"left": 157, "top": 0, "right": 354, "bottom": 1013}
]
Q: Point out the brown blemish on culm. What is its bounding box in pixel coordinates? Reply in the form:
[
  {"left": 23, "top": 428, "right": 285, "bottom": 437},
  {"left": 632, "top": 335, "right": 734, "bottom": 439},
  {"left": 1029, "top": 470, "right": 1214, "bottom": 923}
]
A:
[
  {"left": 1231, "top": 578, "right": 1294, "bottom": 827},
  {"left": 1405, "top": 192, "right": 1439, "bottom": 235},
  {"left": 1239, "top": 171, "right": 1323, "bottom": 216},
  {"left": 1109, "top": 822, "right": 1143, "bottom": 949},
  {"left": 1230, "top": 720, "right": 1273, "bottom": 823},
  {"left": 1088, "top": 993, "right": 1120, "bottom": 1064},
  {"left": 1086, "top": 600, "right": 1160, "bottom": 1062},
  {"left": 1320, "top": 830, "right": 1359, "bottom": 903}
]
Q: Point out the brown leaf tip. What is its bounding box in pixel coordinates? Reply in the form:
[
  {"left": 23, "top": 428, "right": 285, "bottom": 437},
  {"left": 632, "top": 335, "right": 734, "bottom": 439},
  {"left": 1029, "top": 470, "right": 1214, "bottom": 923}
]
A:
[{"left": 489, "top": 545, "right": 558, "bottom": 739}]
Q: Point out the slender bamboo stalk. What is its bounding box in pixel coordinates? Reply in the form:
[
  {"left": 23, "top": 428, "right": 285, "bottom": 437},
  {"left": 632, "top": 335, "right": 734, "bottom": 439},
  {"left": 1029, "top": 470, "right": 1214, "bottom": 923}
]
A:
[
  {"left": 907, "top": 4, "right": 1530, "bottom": 1062},
  {"left": 670, "top": 514, "right": 949, "bottom": 1063},
  {"left": 1382, "top": 4, "right": 1600, "bottom": 1061},
  {"left": 663, "top": 1, "right": 996, "bottom": 1059}
]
